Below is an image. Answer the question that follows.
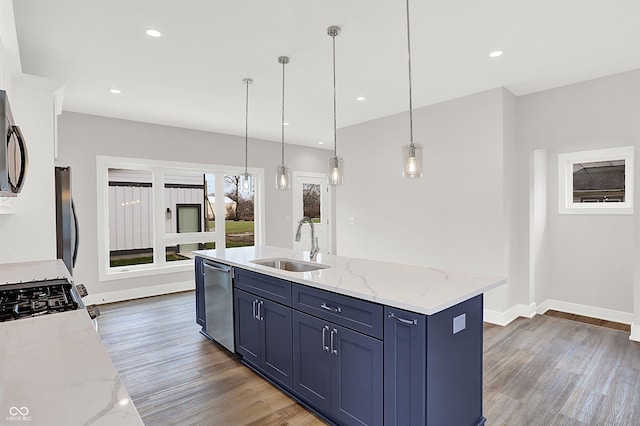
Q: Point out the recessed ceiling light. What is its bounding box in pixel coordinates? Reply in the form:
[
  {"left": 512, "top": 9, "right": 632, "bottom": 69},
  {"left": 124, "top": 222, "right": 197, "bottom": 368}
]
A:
[
  {"left": 318, "top": 141, "right": 325, "bottom": 145},
  {"left": 489, "top": 50, "right": 504, "bottom": 58},
  {"left": 110, "top": 89, "right": 121, "bottom": 94},
  {"left": 356, "top": 96, "right": 366, "bottom": 101},
  {"left": 145, "top": 29, "right": 162, "bottom": 38},
  {"left": 283, "top": 122, "right": 289, "bottom": 126}
]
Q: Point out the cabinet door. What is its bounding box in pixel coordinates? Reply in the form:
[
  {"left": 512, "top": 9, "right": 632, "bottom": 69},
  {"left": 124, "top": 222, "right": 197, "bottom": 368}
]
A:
[
  {"left": 261, "top": 299, "right": 294, "bottom": 389},
  {"left": 331, "top": 325, "right": 383, "bottom": 426},
  {"left": 292, "top": 310, "right": 332, "bottom": 414},
  {"left": 194, "top": 256, "right": 206, "bottom": 327},
  {"left": 384, "top": 307, "right": 426, "bottom": 426},
  {"left": 234, "top": 289, "right": 261, "bottom": 366}
]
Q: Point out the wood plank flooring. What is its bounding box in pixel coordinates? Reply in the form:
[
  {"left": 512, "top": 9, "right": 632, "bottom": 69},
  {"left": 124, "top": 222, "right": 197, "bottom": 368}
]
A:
[{"left": 98, "top": 291, "right": 640, "bottom": 425}]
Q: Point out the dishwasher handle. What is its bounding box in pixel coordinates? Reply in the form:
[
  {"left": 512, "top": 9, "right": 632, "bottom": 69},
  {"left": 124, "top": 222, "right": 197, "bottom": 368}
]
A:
[{"left": 202, "top": 262, "right": 231, "bottom": 275}]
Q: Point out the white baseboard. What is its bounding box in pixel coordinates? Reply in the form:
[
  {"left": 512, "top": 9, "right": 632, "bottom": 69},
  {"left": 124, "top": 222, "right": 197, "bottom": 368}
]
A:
[
  {"left": 536, "top": 299, "right": 633, "bottom": 325},
  {"left": 82, "top": 281, "right": 194, "bottom": 305},
  {"left": 630, "top": 323, "right": 640, "bottom": 342},
  {"left": 484, "top": 303, "right": 536, "bottom": 326}
]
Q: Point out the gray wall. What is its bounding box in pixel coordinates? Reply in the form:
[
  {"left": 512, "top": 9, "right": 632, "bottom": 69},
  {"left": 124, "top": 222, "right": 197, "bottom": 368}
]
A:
[
  {"left": 334, "top": 69, "right": 640, "bottom": 325},
  {"left": 335, "top": 88, "right": 512, "bottom": 312},
  {"left": 517, "top": 69, "right": 640, "bottom": 315},
  {"left": 57, "top": 111, "right": 329, "bottom": 298}
]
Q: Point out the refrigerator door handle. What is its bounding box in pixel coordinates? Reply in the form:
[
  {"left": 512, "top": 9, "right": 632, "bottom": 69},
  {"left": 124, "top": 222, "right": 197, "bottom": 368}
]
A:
[{"left": 71, "top": 199, "right": 79, "bottom": 268}]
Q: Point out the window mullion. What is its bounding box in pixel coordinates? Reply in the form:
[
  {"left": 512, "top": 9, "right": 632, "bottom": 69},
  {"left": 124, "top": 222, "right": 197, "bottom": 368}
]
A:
[
  {"left": 215, "top": 172, "right": 226, "bottom": 247},
  {"left": 153, "top": 168, "right": 167, "bottom": 266}
]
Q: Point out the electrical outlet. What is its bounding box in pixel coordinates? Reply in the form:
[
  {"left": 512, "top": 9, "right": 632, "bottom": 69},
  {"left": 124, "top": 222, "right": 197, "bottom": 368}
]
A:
[
  {"left": 348, "top": 217, "right": 356, "bottom": 225},
  {"left": 453, "top": 313, "right": 466, "bottom": 334}
]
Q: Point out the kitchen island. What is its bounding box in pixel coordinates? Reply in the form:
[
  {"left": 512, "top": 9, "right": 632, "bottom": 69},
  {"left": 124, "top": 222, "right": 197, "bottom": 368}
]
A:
[
  {"left": 0, "top": 260, "right": 143, "bottom": 426},
  {"left": 194, "top": 246, "right": 506, "bottom": 426}
]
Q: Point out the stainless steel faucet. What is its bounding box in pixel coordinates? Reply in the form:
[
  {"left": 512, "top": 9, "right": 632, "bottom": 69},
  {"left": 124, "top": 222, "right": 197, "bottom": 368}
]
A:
[{"left": 295, "top": 217, "right": 320, "bottom": 260}]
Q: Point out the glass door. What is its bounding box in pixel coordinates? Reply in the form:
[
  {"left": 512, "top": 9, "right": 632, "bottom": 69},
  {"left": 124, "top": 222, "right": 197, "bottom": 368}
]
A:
[{"left": 292, "top": 172, "right": 332, "bottom": 255}]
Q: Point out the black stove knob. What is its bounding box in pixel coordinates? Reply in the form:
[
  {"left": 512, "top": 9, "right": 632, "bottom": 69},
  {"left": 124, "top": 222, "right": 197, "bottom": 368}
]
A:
[
  {"left": 75, "top": 284, "right": 88, "bottom": 298},
  {"left": 86, "top": 304, "right": 100, "bottom": 320}
]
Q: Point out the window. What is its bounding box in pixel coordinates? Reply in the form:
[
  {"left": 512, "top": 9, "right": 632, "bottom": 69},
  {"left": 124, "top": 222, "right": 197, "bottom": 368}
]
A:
[
  {"left": 97, "top": 156, "right": 264, "bottom": 280},
  {"left": 558, "top": 146, "right": 634, "bottom": 214}
]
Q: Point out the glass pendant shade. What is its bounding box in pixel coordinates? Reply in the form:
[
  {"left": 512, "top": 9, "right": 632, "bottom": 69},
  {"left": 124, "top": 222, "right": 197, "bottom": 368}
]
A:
[
  {"left": 402, "top": 144, "right": 423, "bottom": 178},
  {"left": 327, "top": 156, "right": 343, "bottom": 185},
  {"left": 242, "top": 172, "right": 253, "bottom": 193},
  {"left": 276, "top": 164, "right": 291, "bottom": 190}
]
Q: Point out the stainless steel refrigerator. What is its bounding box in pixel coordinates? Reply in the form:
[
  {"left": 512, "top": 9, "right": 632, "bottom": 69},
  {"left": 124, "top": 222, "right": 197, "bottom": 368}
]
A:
[{"left": 55, "top": 166, "right": 79, "bottom": 276}]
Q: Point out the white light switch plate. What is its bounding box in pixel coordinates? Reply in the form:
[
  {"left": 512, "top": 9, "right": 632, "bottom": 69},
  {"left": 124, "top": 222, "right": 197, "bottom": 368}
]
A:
[{"left": 453, "top": 313, "right": 466, "bottom": 334}]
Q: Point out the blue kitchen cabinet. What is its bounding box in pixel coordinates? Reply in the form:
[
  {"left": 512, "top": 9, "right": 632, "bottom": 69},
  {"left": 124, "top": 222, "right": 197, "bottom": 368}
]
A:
[
  {"left": 292, "top": 310, "right": 332, "bottom": 413},
  {"left": 234, "top": 288, "right": 262, "bottom": 365},
  {"left": 293, "top": 310, "right": 383, "bottom": 426},
  {"left": 194, "top": 256, "right": 205, "bottom": 328},
  {"left": 384, "top": 295, "right": 485, "bottom": 426},
  {"left": 234, "top": 288, "right": 294, "bottom": 389},
  {"left": 384, "top": 306, "right": 426, "bottom": 426}
]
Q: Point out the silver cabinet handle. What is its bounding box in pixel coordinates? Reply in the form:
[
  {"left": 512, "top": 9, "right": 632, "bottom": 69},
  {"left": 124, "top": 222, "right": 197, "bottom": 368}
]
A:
[
  {"left": 330, "top": 328, "right": 338, "bottom": 355},
  {"left": 259, "top": 301, "right": 264, "bottom": 321},
  {"left": 388, "top": 312, "right": 418, "bottom": 325},
  {"left": 252, "top": 300, "right": 258, "bottom": 319},
  {"left": 320, "top": 302, "right": 342, "bottom": 313},
  {"left": 322, "top": 325, "right": 329, "bottom": 351}
]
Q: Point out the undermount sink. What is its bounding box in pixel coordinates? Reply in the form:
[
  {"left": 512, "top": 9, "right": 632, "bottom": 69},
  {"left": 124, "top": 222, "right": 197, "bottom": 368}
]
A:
[{"left": 250, "top": 258, "right": 330, "bottom": 273}]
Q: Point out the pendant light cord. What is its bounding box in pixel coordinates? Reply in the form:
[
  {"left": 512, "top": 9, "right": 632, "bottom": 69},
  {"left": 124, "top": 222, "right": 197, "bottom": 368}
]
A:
[
  {"left": 406, "top": 0, "right": 414, "bottom": 148},
  {"left": 244, "top": 79, "right": 249, "bottom": 175},
  {"left": 332, "top": 34, "right": 337, "bottom": 157},
  {"left": 281, "top": 59, "right": 286, "bottom": 165}
]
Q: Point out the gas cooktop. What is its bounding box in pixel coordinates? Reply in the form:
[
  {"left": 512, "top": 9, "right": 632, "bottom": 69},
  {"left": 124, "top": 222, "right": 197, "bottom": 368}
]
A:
[{"left": 0, "top": 278, "right": 80, "bottom": 322}]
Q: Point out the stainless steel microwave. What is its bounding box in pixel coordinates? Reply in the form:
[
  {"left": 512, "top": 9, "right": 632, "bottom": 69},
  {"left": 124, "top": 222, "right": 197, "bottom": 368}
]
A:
[{"left": 0, "top": 89, "right": 28, "bottom": 197}]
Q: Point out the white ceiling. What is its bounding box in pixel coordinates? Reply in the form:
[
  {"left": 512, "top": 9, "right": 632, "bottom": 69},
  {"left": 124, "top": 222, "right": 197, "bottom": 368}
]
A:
[{"left": 12, "top": 0, "right": 640, "bottom": 148}]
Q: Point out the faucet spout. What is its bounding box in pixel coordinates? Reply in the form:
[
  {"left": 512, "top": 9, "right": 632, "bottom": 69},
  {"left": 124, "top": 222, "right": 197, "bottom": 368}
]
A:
[{"left": 295, "top": 217, "right": 320, "bottom": 260}]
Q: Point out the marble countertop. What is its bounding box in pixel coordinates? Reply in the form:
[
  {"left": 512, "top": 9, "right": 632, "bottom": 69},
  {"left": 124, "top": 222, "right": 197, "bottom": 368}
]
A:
[
  {"left": 194, "top": 246, "right": 507, "bottom": 315},
  {"left": 0, "top": 260, "right": 142, "bottom": 426}
]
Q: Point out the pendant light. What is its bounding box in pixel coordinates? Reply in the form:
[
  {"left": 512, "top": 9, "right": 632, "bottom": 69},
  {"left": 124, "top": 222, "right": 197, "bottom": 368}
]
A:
[
  {"left": 241, "top": 78, "right": 253, "bottom": 193},
  {"left": 327, "top": 26, "right": 343, "bottom": 185},
  {"left": 401, "top": 0, "right": 423, "bottom": 178},
  {"left": 276, "top": 56, "right": 291, "bottom": 190}
]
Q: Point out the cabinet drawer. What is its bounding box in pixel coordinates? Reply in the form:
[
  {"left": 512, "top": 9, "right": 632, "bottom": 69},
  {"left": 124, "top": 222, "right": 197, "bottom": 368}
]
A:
[
  {"left": 235, "top": 269, "right": 292, "bottom": 306},
  {"left": 292, "top": 284, "right": 383, "bottom": 339}
]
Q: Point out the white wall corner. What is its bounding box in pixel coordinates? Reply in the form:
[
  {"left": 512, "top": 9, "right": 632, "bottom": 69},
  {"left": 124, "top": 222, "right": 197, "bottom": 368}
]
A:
[
  {"left": 484, "top": 303, "right": 536, "bottom": 326},
  {"left": 630, "top": 323, "right": 640, "bottom": 342},
  {"left": 83, "top": 280, "right": 194, "bottom": 305}
]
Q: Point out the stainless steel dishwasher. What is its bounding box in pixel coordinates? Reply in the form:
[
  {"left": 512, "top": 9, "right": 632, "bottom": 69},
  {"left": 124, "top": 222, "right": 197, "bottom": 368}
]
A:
[{"left": 201, "top": 260, "right": 235, "bottom": 353}]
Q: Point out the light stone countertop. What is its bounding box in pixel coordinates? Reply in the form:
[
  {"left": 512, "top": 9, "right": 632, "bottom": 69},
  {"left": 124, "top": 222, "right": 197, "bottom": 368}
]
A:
[
  {"left": 194, "top": 246, "right": 507, "bottom": 315},
  {"left": 0, "top": 260, "right": 143, "bottom": 426}
]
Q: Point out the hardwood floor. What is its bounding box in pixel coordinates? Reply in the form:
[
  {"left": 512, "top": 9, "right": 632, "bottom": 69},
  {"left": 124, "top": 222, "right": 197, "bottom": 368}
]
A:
[
  {"left": 97, "top": 291, "right": 324, "bottom": 426},
  {"left": 98, "top": 291, "right": 640, "bottom": 425},
  {"left": 544, "top": 309, "right": 631, "bottom": 332}
]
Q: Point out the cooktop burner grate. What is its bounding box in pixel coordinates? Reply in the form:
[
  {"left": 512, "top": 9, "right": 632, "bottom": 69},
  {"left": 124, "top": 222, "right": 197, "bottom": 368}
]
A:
[{"left": 0, "top": 279, "right": 79, "bottom": 322}]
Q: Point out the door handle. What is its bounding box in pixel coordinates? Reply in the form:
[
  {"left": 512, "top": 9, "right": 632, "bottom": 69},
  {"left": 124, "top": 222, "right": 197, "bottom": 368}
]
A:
[
  {"left": 71, "top": 199, "right": 79, "bottom": 268},
  {"left": 330, "top": 328, "right": 338, "bottom": 355},
  {"left": 388, "top": 312, "right": 418, "bottom": 325},
  {"left": 258, "top": 300, "right": 264, "bottom": 321},
  {"left": 322, "top": 325, "right": 329, "bottom": 351},
  {"left": 320, "top": 302, "right": 342, "bottom": 313},
  {"left": 9, "top": 125, "right": 28, "bottom": 192},
  {"left": 202, "top": 262, "right": 231, "bottom": 274},
  {"left": 252, "top": 300, "right": 257, "bottom": 319}
]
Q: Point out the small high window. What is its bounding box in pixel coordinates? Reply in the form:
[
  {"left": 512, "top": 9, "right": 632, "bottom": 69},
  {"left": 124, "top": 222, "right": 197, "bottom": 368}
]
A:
[{"left": 558, "top": 146, "right": 634, "bottom": 214}]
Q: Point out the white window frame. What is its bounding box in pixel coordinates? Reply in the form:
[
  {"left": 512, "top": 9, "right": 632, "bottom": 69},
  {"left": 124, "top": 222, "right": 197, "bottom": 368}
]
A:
[
  {"left": 97, "top": 155, "right": 265, "bottom": 281},
  {"left": 558, "top": 146, "right": 633, "bottom": 215}
]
